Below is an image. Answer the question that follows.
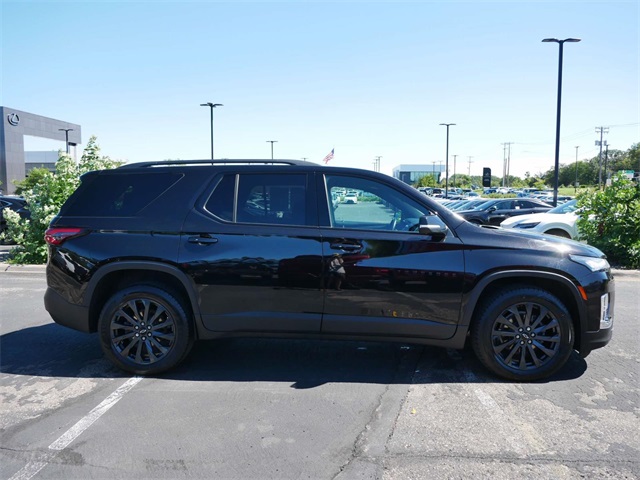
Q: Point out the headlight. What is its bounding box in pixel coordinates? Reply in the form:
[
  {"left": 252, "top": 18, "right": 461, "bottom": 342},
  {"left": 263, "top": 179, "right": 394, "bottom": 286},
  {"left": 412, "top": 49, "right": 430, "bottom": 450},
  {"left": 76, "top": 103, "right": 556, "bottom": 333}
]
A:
[
  {"left": 569, "top": 254, "right": 610, "bottom": 272},
  {"left": 514, "top": 222, "right": 540, "bottom": 229}
]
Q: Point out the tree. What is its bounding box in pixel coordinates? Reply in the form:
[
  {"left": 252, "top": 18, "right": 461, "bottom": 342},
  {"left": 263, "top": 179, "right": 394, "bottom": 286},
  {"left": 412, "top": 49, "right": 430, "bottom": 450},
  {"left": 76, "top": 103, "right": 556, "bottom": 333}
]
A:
[
  {"left": 415, "top": 174, "right": 437, "bottom": 188},
  {"left": 1, "top": 136, "right": 122, "bottom": 264},
  {"left": 577, "top": 173, "right": 640, "bottom": 268},
  {"left": 13, "top": 167, "right": 50, "bottom": 195}
]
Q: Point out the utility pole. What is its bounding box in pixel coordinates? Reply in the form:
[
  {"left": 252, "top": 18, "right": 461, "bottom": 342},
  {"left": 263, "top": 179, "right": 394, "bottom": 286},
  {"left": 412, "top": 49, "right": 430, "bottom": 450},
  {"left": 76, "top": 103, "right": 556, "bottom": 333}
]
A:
[
  {"left": 452, "top": 155, "right": 458, "bottom": 188},
  {"left": 574, "top": 146, "right": 579, "bottom": 193},
  {"left": 373, "top": 156, "right": 382, "bottom": 172},
  {"left": 501, "top": 142, "right": 513, "bottom": 187},
  {"left": 595, "top": 127, "right": 609, "bottom": 188},
  {"left": 604, "top": 143, "right": 610, "bottom": 185},
  {"left": 507, "top": 143, "right": 512, "bottom": 187},
  {"left": 467, "top": 156, "right": 474, "bottom": 177}
]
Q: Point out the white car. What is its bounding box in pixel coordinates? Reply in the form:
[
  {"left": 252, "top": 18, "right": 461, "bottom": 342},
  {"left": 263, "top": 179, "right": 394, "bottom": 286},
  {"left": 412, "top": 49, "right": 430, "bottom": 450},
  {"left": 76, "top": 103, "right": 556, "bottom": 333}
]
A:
[
  {"left": 500, "top": 199, "right": 579, "bottom": 239},
  {"left": 343, "top": 193, "right": 358, "bottom": 204}
]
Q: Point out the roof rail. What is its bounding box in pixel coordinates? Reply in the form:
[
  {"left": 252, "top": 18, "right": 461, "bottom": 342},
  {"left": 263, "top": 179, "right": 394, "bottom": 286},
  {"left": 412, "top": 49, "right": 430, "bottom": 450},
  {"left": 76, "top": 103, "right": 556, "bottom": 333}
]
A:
[{"left": 119, "top": 159, "right": 317, "bottom": 169}]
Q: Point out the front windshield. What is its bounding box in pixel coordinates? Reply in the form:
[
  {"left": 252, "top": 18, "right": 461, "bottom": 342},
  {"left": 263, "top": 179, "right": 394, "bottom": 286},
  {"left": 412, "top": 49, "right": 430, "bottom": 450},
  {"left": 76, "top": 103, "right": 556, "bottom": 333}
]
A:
[{"left": 548, "top": 199, "right": 578, "bottom": 214}]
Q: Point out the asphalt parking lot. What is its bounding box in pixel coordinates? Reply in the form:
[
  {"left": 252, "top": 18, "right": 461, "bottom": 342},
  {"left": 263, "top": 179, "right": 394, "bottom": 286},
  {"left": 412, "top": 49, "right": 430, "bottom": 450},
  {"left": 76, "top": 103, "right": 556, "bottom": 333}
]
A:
[{"left": 1, "top": 256, "right": 638, "bottom": 479}]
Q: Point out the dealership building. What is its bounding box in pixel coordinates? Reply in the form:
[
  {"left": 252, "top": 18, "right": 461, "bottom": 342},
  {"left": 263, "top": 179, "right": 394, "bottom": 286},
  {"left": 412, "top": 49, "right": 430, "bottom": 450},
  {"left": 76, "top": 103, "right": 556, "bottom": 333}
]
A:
[
  {"left": 393, "top": 164, "right": 444, "bottom": 185},
  {"left": 0, "top": 106, "right": 81, "bottom": 194}
]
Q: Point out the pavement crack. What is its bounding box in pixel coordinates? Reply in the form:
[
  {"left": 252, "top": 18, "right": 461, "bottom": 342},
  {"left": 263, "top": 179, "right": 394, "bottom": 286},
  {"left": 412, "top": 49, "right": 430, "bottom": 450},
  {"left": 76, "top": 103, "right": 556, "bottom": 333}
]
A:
[{"left": 331, "top": 345, "right": 423, "bottom": 480}]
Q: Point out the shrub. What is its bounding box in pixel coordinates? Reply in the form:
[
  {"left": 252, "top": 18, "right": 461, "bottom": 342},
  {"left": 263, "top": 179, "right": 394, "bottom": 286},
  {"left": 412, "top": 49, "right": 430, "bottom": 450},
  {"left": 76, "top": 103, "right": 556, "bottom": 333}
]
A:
[
  {"left": 577, "top": 174, "right": 640, "bottom": 268},
  {"left": 1, "top": 137, "right": 122, "bottom": 264}
]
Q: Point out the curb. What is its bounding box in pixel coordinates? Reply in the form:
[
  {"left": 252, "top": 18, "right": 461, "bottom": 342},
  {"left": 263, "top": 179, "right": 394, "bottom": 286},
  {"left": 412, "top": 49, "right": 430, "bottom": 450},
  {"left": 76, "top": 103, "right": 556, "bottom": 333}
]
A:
[{"left": 1, "top": 262, "right": 46, "bottom": 273}]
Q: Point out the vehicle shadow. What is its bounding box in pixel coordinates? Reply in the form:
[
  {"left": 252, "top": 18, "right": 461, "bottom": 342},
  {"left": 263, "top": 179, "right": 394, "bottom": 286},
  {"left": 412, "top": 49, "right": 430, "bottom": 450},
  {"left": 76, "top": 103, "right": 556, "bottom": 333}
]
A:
[{"left": 0, "top": 324, "right": 588, "bottom": 386}]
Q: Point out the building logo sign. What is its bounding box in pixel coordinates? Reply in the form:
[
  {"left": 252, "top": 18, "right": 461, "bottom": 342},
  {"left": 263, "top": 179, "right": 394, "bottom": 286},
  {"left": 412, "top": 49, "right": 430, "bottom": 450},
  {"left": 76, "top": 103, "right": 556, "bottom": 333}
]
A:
[{"left": 7, "top": 113, "right": 20, "bottom": 126}]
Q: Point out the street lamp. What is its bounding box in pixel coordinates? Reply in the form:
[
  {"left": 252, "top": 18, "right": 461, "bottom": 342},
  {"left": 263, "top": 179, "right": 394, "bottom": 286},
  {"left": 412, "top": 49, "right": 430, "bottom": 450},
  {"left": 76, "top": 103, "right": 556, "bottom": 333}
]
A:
[
  {"left": 58, "top": 128, "right": 73, "bottom": 154},
  {"left": 266, "top": 140, "right": 278, "bottom": 160},
  {"left": 542, "top": 37, "right": 581, "bottom": 206},
  {"left": 200, "top": 102, "right": 223, "bottom": 160},
  {"left": 439, "top": 123, "right": 456, "bottom": 198}
]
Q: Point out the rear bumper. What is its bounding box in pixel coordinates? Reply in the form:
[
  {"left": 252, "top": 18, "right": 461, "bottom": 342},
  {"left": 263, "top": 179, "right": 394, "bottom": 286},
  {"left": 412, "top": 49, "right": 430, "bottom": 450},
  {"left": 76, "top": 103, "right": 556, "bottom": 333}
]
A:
[{"left": 44, "top": 287, "right": 93, "bottom": 333}]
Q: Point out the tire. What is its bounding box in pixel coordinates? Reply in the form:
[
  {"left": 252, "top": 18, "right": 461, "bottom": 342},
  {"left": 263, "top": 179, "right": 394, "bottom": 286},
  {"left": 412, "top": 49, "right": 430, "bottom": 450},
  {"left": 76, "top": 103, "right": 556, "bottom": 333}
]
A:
[
  {"left": 471, "top": 286, "right": 574, "bottom": 381},
  {"left": 545, "top": 229, "right": 571, "bottom": 239},
  {"left": 98, "top": 285, "right": 194, "bottom": 375}
]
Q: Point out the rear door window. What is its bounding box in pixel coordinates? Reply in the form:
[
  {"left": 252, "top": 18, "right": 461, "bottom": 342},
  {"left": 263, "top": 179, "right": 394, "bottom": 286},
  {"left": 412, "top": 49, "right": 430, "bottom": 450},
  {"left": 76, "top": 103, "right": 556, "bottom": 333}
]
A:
[{"left": 204, "top": 173, "right": 309, "bottom": 226}]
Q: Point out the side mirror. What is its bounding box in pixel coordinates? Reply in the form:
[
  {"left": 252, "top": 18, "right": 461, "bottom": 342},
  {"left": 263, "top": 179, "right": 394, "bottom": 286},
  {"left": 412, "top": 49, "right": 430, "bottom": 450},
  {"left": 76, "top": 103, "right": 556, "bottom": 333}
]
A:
[
  {"left": 488, "top": 205, "right": 497, "bottom": 212},
  {"left": 418, "top": 216, "right": 448, "bottom": 240}
]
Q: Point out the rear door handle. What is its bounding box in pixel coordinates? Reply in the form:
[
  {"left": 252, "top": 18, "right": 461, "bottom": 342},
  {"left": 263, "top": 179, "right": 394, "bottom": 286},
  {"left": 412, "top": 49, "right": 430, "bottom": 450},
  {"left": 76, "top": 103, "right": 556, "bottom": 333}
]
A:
[
  {"left": 330, "top": 243, "right": 361, "bottom": 252},
  {"left": 188, "top": 235, "right": 218, "bottom": 245}
]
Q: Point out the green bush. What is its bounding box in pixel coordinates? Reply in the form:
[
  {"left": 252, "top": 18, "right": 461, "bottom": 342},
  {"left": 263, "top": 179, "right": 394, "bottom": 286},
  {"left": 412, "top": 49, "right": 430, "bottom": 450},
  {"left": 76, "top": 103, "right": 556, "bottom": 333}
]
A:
[
  {"left": 1, "top": 137, "right": 122, "bottom": 264},
  {"left": 577, "top": 174, "right": 640, "bottom": 268}
]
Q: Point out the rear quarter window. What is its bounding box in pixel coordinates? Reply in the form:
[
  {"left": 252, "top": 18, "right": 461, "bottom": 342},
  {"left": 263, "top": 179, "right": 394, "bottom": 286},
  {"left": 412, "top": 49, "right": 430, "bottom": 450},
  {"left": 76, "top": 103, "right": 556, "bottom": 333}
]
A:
[{"left": 61, "top": 172, "right": 183, "bottom": 217}]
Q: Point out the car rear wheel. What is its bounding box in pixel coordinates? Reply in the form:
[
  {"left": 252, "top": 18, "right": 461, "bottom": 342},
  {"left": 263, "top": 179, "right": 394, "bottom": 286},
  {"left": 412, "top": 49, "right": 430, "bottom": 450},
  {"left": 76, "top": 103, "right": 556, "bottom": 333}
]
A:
[
  {"left": 471, "top": 286, "right": 574, "bottom": 381},
  {"left": 98, "top": 285, "right": 194, "bottom": 375}
]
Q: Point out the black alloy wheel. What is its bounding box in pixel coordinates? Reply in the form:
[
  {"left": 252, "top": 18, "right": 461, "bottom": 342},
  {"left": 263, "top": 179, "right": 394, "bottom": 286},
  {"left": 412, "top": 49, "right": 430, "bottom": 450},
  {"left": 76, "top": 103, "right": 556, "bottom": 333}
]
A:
[
  {"left": 99, "top": 285, "right": 194, "bottom": 375},
  {"left": 471, "top": 286, "right": 574, "bottom": 381}
]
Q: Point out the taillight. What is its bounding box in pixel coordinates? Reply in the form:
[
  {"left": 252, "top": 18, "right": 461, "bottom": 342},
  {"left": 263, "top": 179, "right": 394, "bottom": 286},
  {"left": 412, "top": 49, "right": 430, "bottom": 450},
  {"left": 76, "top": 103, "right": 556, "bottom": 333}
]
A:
[{"left": 44, "top": 227, "right": 86, "bottom": 246}]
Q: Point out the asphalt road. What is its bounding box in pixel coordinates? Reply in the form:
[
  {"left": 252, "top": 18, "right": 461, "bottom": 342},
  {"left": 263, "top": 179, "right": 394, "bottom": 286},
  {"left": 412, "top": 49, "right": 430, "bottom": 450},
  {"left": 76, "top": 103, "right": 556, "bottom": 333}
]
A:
[{"left": 1, "top": 264, "right": 638, "bottom": 479}]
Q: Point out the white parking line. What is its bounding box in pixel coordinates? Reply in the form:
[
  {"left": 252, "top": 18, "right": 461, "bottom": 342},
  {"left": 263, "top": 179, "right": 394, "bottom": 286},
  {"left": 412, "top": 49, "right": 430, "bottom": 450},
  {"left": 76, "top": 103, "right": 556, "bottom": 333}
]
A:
[{"left": 9, "top": 376, "right": 143, "bottom": 480}]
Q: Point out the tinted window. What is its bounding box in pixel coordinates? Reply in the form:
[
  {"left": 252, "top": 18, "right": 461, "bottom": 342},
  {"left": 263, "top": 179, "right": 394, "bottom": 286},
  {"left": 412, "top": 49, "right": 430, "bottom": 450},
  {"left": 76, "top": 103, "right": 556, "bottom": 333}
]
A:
[
  {"left": 64, "top": 172, "right": 183, "bottom": 217},
  {"left": 325, "top": 174, "right": 444, "bottom": 232},
  {"left": 236, "top": 174, "right": 307, "bottom": 226},
  {"left": 493, "top": 200, "right": 514, "bottom": 209},
  {"left": 204, "top": 174, "right": 236, "bottom": 221}
]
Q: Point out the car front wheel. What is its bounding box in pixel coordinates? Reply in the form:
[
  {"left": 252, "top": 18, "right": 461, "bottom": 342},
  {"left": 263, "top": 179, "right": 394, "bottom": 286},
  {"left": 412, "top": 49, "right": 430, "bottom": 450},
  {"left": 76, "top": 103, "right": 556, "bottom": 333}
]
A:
[
  {"left": 471, "top": 286, "right": 574, "bottom": 381},
  {"left": 98, "top": 285, "right": 194, "bottom": 375}
]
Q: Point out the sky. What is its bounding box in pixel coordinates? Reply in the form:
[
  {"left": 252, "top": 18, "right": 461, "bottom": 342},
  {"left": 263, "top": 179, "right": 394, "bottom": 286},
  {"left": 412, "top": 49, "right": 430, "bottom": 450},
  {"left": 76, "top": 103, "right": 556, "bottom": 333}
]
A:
[{"left": 1, "top": 0, "right": 638, "bottom": 179}]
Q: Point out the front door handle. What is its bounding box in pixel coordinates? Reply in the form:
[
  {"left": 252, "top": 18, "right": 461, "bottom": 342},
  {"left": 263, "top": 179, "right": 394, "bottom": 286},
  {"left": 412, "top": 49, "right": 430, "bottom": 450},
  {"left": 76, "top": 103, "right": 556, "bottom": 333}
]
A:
[
  {"left": 188, "top": 235, "right": 218, "bottom": 245},
  {"left": 330, "top": 243, "right": 361, "bottom": 252}
]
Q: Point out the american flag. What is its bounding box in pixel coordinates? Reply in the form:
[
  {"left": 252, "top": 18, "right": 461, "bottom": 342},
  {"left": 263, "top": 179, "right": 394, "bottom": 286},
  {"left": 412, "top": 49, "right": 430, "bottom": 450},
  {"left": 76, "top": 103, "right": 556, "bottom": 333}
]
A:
[{"left": 322, "top": 148, "right": 334, "bottom": 164}]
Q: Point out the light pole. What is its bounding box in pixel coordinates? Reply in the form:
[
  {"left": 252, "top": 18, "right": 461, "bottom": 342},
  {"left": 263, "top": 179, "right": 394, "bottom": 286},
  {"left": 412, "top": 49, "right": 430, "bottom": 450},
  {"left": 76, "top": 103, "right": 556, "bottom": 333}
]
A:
[
  {"left": 200, "top": 102, "right": 223, "bottom": 160},
  {"left": 266, "top": 140, "right": 278, "bottom": 160},
  {"left": 439, "top": 123, "right": 455, "bottom": 198},
  {"left": 574, "top": 146, "right": 579, "bottom": 193},
  {"left": 58, "top": 128, "right": 73, "bottom": 154},
  {"left": 542, "top": 37, "right": 581, "bottom": 206}
]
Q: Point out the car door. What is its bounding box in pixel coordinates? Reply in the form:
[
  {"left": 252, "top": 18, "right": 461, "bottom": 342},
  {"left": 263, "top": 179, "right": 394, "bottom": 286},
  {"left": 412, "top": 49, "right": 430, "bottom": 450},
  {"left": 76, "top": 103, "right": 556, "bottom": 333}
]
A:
[
  {"left": 486, "top": 199, "right": 516, "bottom": 225},
  {"left": 179, "top": 171, "right": 324, "bottom": 333},
  {"left": 318, "top": 173, "right": 465, "bottom": 340}
]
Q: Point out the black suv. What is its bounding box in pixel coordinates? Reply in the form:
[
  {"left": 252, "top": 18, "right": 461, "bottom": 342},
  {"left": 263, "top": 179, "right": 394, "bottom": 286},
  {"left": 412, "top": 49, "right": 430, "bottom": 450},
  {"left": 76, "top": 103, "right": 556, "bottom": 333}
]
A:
[{"left": 44, "top": 160, "right": 614, "bottom": 381}]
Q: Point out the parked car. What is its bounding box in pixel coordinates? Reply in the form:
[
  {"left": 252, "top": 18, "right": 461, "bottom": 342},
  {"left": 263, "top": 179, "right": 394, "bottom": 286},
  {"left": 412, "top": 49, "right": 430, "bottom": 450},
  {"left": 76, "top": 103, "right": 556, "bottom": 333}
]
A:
[
  {"left": 343, "top": 192, "right": 358, "bottom": 204},
  {"left": 44, "top": 160, "right": 613, "bottom": 381},
  {"left": 500, "top": 199, "right": 580, "bottom": 239},
  {"left": 447, "top": 198, "right": 487, "bottom": 212},
  {"left": 0, "top": 195, "right": 30, "bottom": 242},
  {"left": 456, "top": 198, "right": 553, "bottom": 226}
]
